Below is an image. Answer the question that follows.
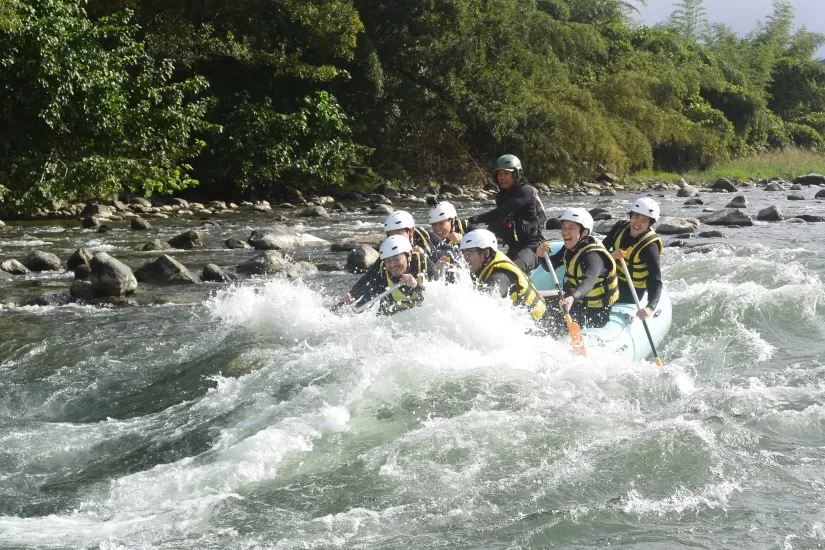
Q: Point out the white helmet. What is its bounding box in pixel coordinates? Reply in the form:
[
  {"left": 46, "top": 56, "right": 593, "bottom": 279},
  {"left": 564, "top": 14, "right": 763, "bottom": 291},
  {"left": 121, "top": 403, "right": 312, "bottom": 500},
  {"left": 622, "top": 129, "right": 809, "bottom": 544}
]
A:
[
  {"left": 560, "top": 207, "right": 594, "bottom": 232},
  {"left": 428, "top": 201, "right": 457, "bottom": 224},
  {"left": 460, "top": 229, "right": 498, "bottom": 252},
  {"left": 629, "top": 197, "right": 660, "bottom": 222},
  {"left": 383, "top": 210, "right": 415, "bottom": 232},
  {"left": 379, "top": 235, "right": 413, "bottom": 259}
]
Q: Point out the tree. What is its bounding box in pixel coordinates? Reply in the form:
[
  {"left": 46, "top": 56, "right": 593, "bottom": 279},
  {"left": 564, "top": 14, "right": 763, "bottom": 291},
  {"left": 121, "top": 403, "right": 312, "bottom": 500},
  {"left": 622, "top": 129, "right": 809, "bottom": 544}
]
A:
[
  {"left": 0, "top": 0, "right": 216, "bottom": 214},
  {"left": 666, "top": 0, "right": 709, "bottom": 44}
]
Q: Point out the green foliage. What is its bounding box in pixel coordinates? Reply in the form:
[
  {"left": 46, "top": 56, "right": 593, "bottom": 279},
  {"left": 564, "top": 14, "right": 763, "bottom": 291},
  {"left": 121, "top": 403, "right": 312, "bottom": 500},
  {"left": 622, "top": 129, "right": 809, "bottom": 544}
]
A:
[
  {"left": 209, "top": 91, "right": 370, "bottom": 193},
  {"left": 665, "top": 0, "right": 709, "bottom": 44},
  {"left": 0, "top": 0, "right": 215, "bottom": 214}
]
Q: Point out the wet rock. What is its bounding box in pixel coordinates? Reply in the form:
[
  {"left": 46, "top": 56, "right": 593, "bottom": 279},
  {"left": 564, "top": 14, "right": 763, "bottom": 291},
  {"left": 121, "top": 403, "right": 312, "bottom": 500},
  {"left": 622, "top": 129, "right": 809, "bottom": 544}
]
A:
[
  {"left": 142, "top": 239, "right": 171, "bottom": 251},
  {"left": 70, "top": 279, "right": 95, "bottom": 300},
  {"left": 208, "top": 200, "right": 227, "bottom": 210},
  {"left": 130, "top": 217, "right": 153, "bottom": 230},
  {"left": 0, "top": 269, "right": 13, "bottom": 281},
  {"left": 0, "top": 219, "right": 5, "bottom": 228},
  {"left": 1, "top": 259, "right": 29, "bottom": 275},
  {"left": 82, "top": 216, "right": 103, "bottom": 228},
  {"left": 25, "top": 293, "right": 76, "bottom": 307},
  {"left": 725, "top": 196, "right": 748, "bottom": 209},
  {"left": 711, "top": 178, "right": 737, "bottom": 192},
  {"left": 333, "top": 235, "right": 385, "bottom": 250},
  {"left": 168, "top": 229, "right": 202, "bottom": 250},
  {"left": 255, "top": 233, "right": 330, "bottom": 250},
  {"left": 23, "top": 250, "right": 63, "bottom": 272},
  {"left": 698, "top": 230, "right": 726, "bottom": 238},
  {"left": 66, "top": 248, "right": 93, "bottom": 271},
  {"left": 90, "top": 252, "right": 137, "bottom": 296},
  {"left": 667, "top": 239, "right": 687, "bottom": 248},
  {"left": 169, "top": 198, "right": 189, "bottom": 209},
  {"left": 588, "top": 207, "right": 613, "bottom": 221},
  {"left": 370, "top": 194, "right": 393, "bottom": 205},
  {"left": 700, "top": 209, "right": 753, "bottom": 227},
  {"left": 333, "top": 203, "right": 348, "bottom": 212},
  {"left": 676, "top": 185, "right": 699, "bottom": 198},
  {"left": 316, "top": 263, "right": 343, "bottom": 272},
  {"left": 282, "top": 186, "right": 305, "bottom": 204},
  {"left": 656, "top": 219, "right": 699, "bottom": 234},
  {"left": 790, "top": 184, "right": 803, "bottom": 191},
  {"left": 81, "top": 203, "right": 115, "bottom": 217},
  {"left": 683, "top": 198, "right": 704, "bottom": 205},
  {"left": 795, "top": 214, "right": 825, "bottom": 223},
  {"left": 135, "top": 254, "right": 199, "bottom": 285},
  {"left": 129, "top": 197, "right": 153, "bottom": 207},
  {"left": 346, "top": 244, "right": 379, "bottom": 273},
  {"left": 278, "top": 203, "right": 296, "bottom": 210},
  {"left": 371, "top": 204, "right": 394, "bottom": 215},
  {"left": 597, "top": 172, "right": 618, "bottom": 184},
  {"left": 299, "top": 206, "right": 330, "bottom": 218},
  {"left": 793, "top": 173, "right": 825, "bottom": 186},
  {"left": 236, "top": 251, "right": 286, "bottom": 276},
  {"left": 202, "top": 263, "right": 231, "bottom": 283},
  {"left": 757, "top": 205, "right": 784, "bottom": 221},
  {"left": 97, "top": 225, "right": 112, "bottom": 234},
  {"left": 815, "top": 189, "right": 825, "bottom": 199},
  {"left": 765, "top": 182, "right": 785, "bottom": 191},
  {"left": 545, "top": 218, "right": 561, "bottom": 230},
  {"left": 224, "top": 238, "right": 252, "bottom": 249},
  {"left": 439, "top": 183, "right": 462, "bottom": 195},
  {"left": 251, "top": 203, "right": 272, "bottom": 213},
  {"left": 74, "top": 264, "right": 91, "bottom": 280},
  {"left": 787, "top": 193, "right": 805, "bottom": 201},
  {"left": 286, "top": 261, "right": 319, "bottom": 278}
]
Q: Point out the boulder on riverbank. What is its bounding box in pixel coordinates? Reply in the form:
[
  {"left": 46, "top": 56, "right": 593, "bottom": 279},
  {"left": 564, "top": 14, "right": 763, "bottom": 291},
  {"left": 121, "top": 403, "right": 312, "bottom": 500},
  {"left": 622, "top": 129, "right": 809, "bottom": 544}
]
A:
[
  {"left": 793, "top": 173, "right": 825, "bottom": 186},
  {"left": 23, "top": 250, "right": 63, "bottom": 272},
  {"left": 1, "top": 259, "right": 29, "bottom": 275},
  {"left": 66, "top": 248, "right": 93, "bottom": 271},
  {"left": 135, "top": 255, "right": 199, "bottom": 285},
  {"left": 757, "top": 206, "right": 784, "bottom": 221},
  {"left": 700, "top": 209, "right": 753, "bottom": 227},
  {"left": 236, "top": 251, "right": 286, "bottom": 276},
  {"left": 89, "top": 252, "right": 137, "bottom": 296},
  {"left": 711, "top": 178, "right": 737, "bottom": 192},
  {"left": 346, "top": 244, "right": 379, "bottom": 273},
  {"left": 656, "top": 219, "right": 700, "bottom": 234},
  {"left": 168, "top": 229, "right": 202, "bottom": 250}
]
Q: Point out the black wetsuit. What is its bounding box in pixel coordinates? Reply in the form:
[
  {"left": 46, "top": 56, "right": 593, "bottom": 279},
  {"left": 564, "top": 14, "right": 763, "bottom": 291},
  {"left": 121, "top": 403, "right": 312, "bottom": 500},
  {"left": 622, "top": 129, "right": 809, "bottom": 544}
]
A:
[
  {"left": 603, "top": 221, "right": 663, "bottom": 310},
  {"left": 469, "top": 184, "right": 544, "bottom": 273}
]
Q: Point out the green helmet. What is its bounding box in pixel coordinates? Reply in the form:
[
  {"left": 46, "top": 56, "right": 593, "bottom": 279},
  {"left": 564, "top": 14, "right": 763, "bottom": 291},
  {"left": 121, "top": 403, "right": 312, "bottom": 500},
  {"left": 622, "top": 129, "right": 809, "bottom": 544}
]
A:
[{"left": 494, "top": 154, "right": 522, "bottom": 181}]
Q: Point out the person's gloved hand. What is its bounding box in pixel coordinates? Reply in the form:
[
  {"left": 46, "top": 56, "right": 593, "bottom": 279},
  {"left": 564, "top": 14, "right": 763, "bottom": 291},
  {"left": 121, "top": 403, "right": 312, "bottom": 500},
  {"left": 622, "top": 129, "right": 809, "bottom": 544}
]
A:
[{"left": 559, "top": 295, "right": 575, "bottom": 314}]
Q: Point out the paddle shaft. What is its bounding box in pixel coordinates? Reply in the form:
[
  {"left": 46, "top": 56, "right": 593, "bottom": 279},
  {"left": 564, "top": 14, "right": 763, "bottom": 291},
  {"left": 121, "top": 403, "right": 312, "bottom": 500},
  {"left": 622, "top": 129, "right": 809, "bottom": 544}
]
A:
[
  {"left": 354, "top": 283, "right": 403, "bottom": 313},
  {"left": 618, "top": 258, "right": 663, "bottom": 366},
  {"left": 543, "top": 251, "right": 586, "bottom": 356}
]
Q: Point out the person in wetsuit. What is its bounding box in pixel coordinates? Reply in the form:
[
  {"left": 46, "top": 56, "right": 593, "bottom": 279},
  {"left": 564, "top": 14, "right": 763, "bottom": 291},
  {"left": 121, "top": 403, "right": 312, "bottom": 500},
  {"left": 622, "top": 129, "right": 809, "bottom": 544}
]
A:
[
  {"left": 538, "top": 208, "right": 618, "bottom": 332},
  {"left": 467, "top": 155, "right": 545, "bottom": 273},
  {"left": 342, "top": 235, "right": 434, "bottom": 315},
  {"left": 603, "top": 197, "right": 663, "bottom": 320},
  {"left": 460, "top": 229, "right": 546, "bottom": 322}
]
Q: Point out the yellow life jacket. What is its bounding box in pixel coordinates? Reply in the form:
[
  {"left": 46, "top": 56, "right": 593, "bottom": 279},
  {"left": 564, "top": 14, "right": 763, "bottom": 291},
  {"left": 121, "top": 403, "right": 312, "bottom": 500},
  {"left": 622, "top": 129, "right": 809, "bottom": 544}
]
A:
[
  {"left": 612, "top": 220, "right": 663, "bottom": 289},
  {"left": 477, "top": 251, "right": 547, "bottom": 321},
  {"left": 563, "top": 236, "right": 619, "bottom": 308},
  {"left": 454, "top": 218, "right": 469, "bottom": 235},
  {"left": 378, "top": 252, "right": 428, "bottom": 314},
  {"left": 413, "top": 227, "right": 433, "bottom": 254}
]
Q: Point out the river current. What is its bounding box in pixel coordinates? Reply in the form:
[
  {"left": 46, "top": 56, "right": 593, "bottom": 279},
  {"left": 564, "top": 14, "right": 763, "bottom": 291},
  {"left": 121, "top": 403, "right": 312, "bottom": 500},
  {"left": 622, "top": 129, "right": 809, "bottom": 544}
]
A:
[{"left": 1, "top": 186, "right": 824, "bottom": 549}]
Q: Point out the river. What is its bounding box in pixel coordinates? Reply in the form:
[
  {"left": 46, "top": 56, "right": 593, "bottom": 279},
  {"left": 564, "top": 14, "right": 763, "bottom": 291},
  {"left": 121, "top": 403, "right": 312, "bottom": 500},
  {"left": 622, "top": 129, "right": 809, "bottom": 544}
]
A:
[{"left": 1, "top": 186, "right": 824, "bottom": 549}]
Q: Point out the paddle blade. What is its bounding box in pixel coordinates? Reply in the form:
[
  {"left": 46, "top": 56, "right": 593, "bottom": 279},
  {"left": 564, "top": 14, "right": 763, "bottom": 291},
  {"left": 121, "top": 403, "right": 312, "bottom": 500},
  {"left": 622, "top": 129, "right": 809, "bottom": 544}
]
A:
[
  {"left": 565, "top": 314, "right": 587, "bottom": 356},
  {"left": 654, "top": 356, "right": 663, "bottom": 367}
]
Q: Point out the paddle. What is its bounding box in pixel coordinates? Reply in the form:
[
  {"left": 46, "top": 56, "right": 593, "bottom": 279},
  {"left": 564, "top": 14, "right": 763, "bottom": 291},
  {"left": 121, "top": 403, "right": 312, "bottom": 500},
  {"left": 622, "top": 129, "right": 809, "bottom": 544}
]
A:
[
  {"left": 543, "top": 251, "right": 586, "bottom": 356},
  {"left": 353, "top": 283, "right": 403, "bottom": 314},
  {"left": 618, "top": 258, "right": 663, "bottom": 367}
]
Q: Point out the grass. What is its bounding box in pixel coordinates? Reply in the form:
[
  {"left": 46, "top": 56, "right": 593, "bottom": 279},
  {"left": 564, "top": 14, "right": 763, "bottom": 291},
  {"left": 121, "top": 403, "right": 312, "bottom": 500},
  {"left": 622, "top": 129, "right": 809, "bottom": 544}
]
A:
[{"left": 630, "top": 149, "right": 825, "bottom": 185}]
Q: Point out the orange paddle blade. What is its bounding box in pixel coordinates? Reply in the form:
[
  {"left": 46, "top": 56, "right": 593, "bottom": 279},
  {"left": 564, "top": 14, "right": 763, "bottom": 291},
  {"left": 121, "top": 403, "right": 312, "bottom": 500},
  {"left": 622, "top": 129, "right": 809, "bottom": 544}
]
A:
[
  {"left": 654, "top": 356, "right": 663, "bottom": 367},
  {"left": 564, "top": 314, "right": 587, "bottom": 356}
]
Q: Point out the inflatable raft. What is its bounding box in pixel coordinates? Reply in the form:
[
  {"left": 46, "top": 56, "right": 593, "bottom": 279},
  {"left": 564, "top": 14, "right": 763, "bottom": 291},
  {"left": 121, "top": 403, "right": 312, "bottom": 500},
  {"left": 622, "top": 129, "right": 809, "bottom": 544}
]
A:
[{"left": 529, "top": 242, "right": 672, "bottom": 362}]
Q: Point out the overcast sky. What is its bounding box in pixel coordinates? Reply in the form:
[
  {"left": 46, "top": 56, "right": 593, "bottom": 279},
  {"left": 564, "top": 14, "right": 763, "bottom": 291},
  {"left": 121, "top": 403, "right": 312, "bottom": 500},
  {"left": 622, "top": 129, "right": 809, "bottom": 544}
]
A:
[{"left": 633, "top": 0, "right": 825, "bottom": 59}]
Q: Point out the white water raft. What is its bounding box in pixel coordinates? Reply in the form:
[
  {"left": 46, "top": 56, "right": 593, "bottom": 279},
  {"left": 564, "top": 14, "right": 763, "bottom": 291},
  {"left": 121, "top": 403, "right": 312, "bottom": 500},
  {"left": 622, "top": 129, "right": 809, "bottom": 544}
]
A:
[{"left": 529, "top": 242, "right": 672, "bottom": 362}]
